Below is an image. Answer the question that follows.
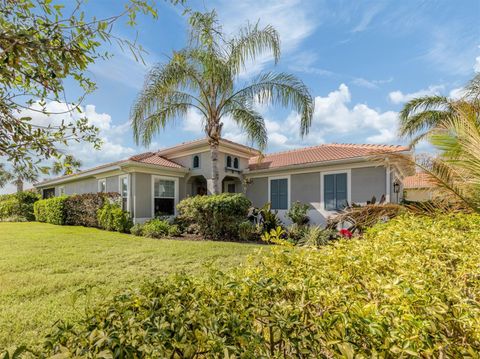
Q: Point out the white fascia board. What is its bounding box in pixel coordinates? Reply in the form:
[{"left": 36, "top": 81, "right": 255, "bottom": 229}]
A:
[{"left": 34, "top": 164, "right": 123, "bottom": 188}]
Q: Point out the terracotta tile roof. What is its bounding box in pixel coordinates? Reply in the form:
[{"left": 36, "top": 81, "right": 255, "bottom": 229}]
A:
[
  {"left": 248, "top": 143, "right": 409, "bottom": 171},
  {"left": 403, "top": 173, "right": 435, "bottom": 189},
  {"left": 130, "top": 152, "right": 183, "bottom": 168}
]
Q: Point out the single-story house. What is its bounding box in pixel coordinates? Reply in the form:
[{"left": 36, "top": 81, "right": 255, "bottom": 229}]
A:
[
  {"left": 403, "top": 172, "right": 435, "bottom": 202},
  {"left": 34, "top": 138, "right": 409, "bottom": 224}
]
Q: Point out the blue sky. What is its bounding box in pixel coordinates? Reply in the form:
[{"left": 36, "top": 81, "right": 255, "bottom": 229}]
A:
[{"left": 22, "top": 0, "right": 480, "bottom": 172}]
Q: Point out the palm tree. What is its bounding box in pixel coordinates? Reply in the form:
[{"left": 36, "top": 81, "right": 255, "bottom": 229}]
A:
[
  {"left": 398, "top": 74, "right": 480, "bottom": 146},
  {"left": 393, "top": 74, "right": 480, "bottom": 211},
  {"left": 131, "top": 11, "right": 314, "bottom": 194}
]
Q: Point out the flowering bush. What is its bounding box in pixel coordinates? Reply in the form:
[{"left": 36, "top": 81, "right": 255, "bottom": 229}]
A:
[{"left": 339, "top": 228, "right": 353, "bottom": 238}]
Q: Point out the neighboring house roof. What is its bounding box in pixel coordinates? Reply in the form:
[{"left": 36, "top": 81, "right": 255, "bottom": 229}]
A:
[
  {"left": 403, "top": 173, "right": 435, "bottom": 189},
  {"left": 35, "top": 153, "right": 184, "bottom": 187},
  {"left": 248, "top": 143, "right": 409, "bottom": 171}
]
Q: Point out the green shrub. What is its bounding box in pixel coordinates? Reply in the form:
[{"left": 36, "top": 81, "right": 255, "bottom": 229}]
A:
[
  {"left": 0, "top": 191, "right": 39, "bottom": 221},
  {"left": 286, "top": 223, "right": 307, "bottom": 243},
  {"left": 297, "top": 226, "right": 336, "bottom": 248},
  {"left": 64, "top": 193, "right": 120, "bottom": 227},
  {"left": 261, "top": 226, "right": 292, "bottom": 246},
  {"left": 255, "top": 202, "right": 283, "bottom": 233},
  {"left": 286, "top": 201, "right": 310, "bottom": 225},
  {"left": 130, "top": 223, "right": 144, "bottom": 236},
  {"left": 33, "top": 200, "right": 47, "bottom": 222},
  {"left": 34, "top": 196, "right": 68, "bottom": 225},
  {"left": 238, "top": 220, "right": 260, "bottom": 241},
  {"left": 177, "top": 194, "right": 251, "bottom": 240},
  {"left": 167, "top": 224, "right": 181, "bottom": 237},
  {"left": 41, "top": 213, "right": 480, "bottom": 357},
  {"left": 97, "top": 202, "right": 132, "bottom": 233},
  {"left": 142, "top": 218, "right": 171, "bottom": 238}
]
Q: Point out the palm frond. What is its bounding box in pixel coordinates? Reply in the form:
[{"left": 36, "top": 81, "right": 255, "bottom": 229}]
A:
[
  {"left": 226, "top": 72, "right": 314, "bottom": 136},
  {"left": 131, "top": 58, "right": 206, "bottom": 146},
  {"left": 227, "top": 22, "right": 280, "bottom": 76},
  {"left": 398, "top": 95, "right": 452, "bottom": 138},
  {"left": 227, "top": 100, "right": 267, "bottom": 150}
]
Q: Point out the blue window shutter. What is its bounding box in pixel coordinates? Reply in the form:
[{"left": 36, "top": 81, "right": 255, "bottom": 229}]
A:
[
  {"left": 270, "top": 179, "right": 279, "bottom": 209},
  {"left": 335, "top": 173, "right": 347, "bottom": 209},
  {"left": 270, "top": 179, "right": 288, "bottom": 210},
  {"left": 278, "top": 179, "right": 288, "bottom": 209},
  {"left": 324, "top": 174, "right": 335, "bottom": 210}
]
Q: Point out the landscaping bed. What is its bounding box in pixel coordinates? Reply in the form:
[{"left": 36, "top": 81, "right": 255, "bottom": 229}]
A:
[{"left": 31, "top": 213, "right": 480, "bottom": 357}]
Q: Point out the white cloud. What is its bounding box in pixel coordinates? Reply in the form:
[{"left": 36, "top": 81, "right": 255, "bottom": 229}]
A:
[
  {"left": 213, "top": 0, "right": 317, "bottom": 78},
  {"left": 267, "top": 84, "right": 400, "bottom": 147},
  {"left": 352, "top": 77, "right": 393, "bottom": 89},
  {"left": 474, "top": 55, "right": 480, "bottom": 73},
  {"left": 388, "top": 85, "right": 444, "bottom": 104},
  {"left": 16, "top": 101, "right": 137, "bottom": 170},
  {"left": 183, "top": 84, "right": 402, "bottom": 151},
  {"left": 352, "top": 4, "right": 384, "bottom": 33}
]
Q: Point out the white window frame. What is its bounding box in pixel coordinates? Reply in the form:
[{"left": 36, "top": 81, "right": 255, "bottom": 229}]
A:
[
  {"left": 119, "top": 175, "right": 130, "bottom": 212},
  {"left": 151, "top": 175, "right": 179, "bottom": 217},
  {"left": 98, "top": 178, "right": 106, "bottom": 193},
  {"left": 268, "top": 175, "right": 291, "bottom": 211},
  {"left": 320, "top": 169, "right": 351, "bottom": 213},
  {"left": 58, "top": 186, "right": 65, "bottom": 196}
]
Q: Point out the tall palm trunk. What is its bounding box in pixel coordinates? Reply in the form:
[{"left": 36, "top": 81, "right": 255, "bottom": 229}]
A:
[
  {"left": 209, "top": 140, "right": 220, "bottom": 194},
  {"left": 15, "top": 178, "right": 23, "bottom": 193},
  {"left": 207, "top": 121, "right": 222, "bottom": 195}
]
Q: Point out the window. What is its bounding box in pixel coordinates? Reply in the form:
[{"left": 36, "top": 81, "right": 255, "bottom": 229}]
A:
[
  {"left": 225, "top": 182, "right": 236, "bottom": 193},
  {"left": 226, "top": 156, "right": 232, "bottom": 168},
  {"left": 153, "top": 177, "right": 176, "bottom": 216},
  {"left": 233, "top": 157, "right": 239, "bottom": 169},
  {"left": 119, "top": 175, "right": 128, "bottom": 211},
  {"left": 324, "top": 173, "right": 348, "bottom": 211},
  {"left": 58, "top": 186, "right": 65, "bottom": 196},
  {"left": 192, "top": 155, "right": 200, "bottom": 169},
  {"left": 42, "top": 188, "right": 55, "bottom": 199},
  {"left": 98, "top": 179, "right": 106, "bottom": 193},
  {"left": 270, "top": 178, "right": 288, "bottom": 210}
]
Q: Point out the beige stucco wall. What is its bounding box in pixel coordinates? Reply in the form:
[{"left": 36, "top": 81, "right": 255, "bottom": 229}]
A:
[{"left": 404, "top": 188, "right": 432, "bottom": 202}]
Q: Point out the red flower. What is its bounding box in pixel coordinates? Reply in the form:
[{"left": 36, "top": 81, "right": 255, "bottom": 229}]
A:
[{"left": 339, "top": 229, "right": 353, "bottom": 238}]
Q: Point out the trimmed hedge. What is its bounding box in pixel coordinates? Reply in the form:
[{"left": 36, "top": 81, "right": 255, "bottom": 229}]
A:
[
  {"left": 42, "top": 214, "right": 480, "bottom": 357},
  {"left": 177, "top": 193, "right": 251, "bottom": 240},
  {"left": 34, "top": 196, "right": 68, "bottom": 225},
  {"left": 97, "top": 202, "right": 132, "bottom": 233},
  {"left": 0, "top": 191, "right": 40, "bottom": 221},
  {"left": 64, "top": 192, "right": 119, "bottom": 227}
]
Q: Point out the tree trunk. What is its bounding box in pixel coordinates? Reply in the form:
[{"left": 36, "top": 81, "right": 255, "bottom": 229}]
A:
[
  {"left": 209, "top": 140, "right": 220, "bottom": 194},
  {"left": 16, "top": 178, "right": 23, "bottom": 193}
]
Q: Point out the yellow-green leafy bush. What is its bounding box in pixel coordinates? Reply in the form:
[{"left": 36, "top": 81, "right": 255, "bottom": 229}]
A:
[
  {"left": 41, "top": 214, "right": 480, "bottom": 357},
  {"left": 33, "top": 196, "right": 68, "bottom": 225},
  {"left": 0, "top": 191, "right": 40, "bottom": 221}
]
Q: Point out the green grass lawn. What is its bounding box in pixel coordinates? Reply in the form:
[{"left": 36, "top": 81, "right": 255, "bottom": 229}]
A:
[{"left": 0, "top": 222, "right": 262, "bottom": 351}]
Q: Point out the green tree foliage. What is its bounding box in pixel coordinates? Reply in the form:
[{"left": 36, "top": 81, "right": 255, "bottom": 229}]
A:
[
  {"left": 39, "top": 213, "right": 480, "bottom": 357},
  {"left": 131, "top": 10, "right": 314, "bottom": 193},
  {"left": 0, "top": 0, "right": 180, "bottom": 176},
  {"left": 394, "top": 74, "right": 480, "bottom": 211}
]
